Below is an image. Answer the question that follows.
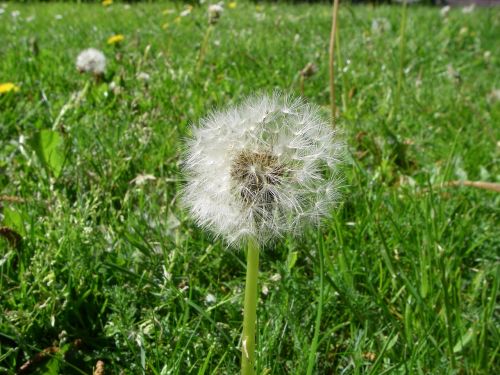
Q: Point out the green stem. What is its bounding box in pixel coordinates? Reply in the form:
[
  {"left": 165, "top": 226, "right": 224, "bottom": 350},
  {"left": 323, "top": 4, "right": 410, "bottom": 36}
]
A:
[
  {"left": 306, "top": 231, "right": 325, "bottom": 375},
  {"left": 196, "top": 25, "right": 213, "bottom": 72},
  {"left": 241, "top": 237, "right": 260, "bottom": 375}
]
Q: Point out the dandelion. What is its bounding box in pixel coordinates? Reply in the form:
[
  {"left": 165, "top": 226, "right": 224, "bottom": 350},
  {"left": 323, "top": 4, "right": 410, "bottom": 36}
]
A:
[
  {"left": 184, "top": 93, "right": 342, "bottom": 245},
  {"left": 102, "top": 0, "right": 112, "bottom": 6},
  {"left": 183, "top": 93, "right": 343, "bottom": 374},
  {"left": 228, "top": 2, "right": 237, "bottom": 9},
  {"left": 0, "top": 82, "right": 20, "bottom": 94},
  {"left": 208, "top": 4, "right": 224, "bottom": 25},
  {"left": 107, "top": 34, "right": 124, "bottom": 45},
  {"left": 76, "top": 48, "right": 106, "bottom": 76}
]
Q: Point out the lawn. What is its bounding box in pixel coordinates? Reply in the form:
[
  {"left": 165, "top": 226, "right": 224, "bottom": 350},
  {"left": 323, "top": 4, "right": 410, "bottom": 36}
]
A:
[{"left": 0, "top": 1, "right": 499, "bottom": 374}]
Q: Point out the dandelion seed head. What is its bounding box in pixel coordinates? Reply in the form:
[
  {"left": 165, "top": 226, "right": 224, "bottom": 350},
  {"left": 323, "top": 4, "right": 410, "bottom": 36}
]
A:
[
  {"left": 183, "top": 93, "right": 343, "bottom": 246},
  {"left": 76, "top": 48, "right": 106, "bottom": 75},
  {"left": 208, "top": 4, "right": 224, "bottom": 24}
]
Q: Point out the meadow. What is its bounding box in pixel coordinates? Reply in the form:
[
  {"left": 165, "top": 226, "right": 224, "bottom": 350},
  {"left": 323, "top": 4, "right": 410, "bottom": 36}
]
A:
[{"left": 0, "top": 1, "right": 499, "bottom": 374}]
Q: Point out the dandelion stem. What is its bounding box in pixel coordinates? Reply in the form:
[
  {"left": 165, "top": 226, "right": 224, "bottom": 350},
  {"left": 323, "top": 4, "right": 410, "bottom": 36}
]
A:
[
  {"left": 241, "top": 237, "right": 260, "bottom": 375},
  {"left": 329, "top": 0, "right": 340, "bottom": 126}
]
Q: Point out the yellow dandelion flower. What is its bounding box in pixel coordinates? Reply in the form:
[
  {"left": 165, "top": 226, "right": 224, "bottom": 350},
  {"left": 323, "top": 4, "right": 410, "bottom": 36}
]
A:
[
  {"left": 107, "top": 34, "right": 124, "bottom": 45},
  {"left": 229, "top": 2, "right": 237, "bottom": 9},
  {"left": 102, "top": 0, "right": 112, "bottom": 6},
  {"left": 174, "top": 16, "right": 181, "bottom": 24},
  {"left": 0, "top": 83, "right": 20, "bottom": 94}
]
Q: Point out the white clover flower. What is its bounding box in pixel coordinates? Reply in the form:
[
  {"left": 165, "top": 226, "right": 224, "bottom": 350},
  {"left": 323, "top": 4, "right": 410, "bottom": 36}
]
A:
[
  {"left": 76, "top": 48, "right": 106, "bottom": 76},
  {"left": 183, "top": 93, "right": 343, "bottom": 246}
]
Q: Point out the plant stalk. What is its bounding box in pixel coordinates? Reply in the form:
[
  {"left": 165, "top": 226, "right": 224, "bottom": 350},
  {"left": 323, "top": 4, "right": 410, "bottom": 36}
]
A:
[
  {"left": 241, "top": 237, "right": 260, "bottom": 375},
  {"left": 329, "top": 0, "right": 340, "bottom": 126}
]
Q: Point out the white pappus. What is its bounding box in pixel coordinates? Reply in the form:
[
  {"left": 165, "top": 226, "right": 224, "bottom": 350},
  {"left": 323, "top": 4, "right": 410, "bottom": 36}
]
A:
[
  {"left": 182, "top": 93, "right": 343, "bottom": 246},
  {"left": 76, "top": 48, "right": 106, "bottom": 76}
]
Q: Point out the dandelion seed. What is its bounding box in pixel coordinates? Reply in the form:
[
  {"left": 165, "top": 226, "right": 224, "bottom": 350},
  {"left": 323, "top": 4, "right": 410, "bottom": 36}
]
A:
[
  {"left": 107, "top": 34, "right": 124, "bottom": 45},
  {"left": 0, "top": 82, "right": 20, "bottom": 94},
  {"left": 300, "top": 62, "right": 318, "bottom": 78},
  {"left": 76, "top": 48, "right": 106, "bottom": 76},
  {"left": 183, "top": 93, "right": 343, "bottom": 246}
]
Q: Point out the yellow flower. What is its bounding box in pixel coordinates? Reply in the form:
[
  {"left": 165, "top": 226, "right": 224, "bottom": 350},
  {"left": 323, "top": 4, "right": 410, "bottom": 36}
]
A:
[
  {"left": 107, "top": 34, "right": 124, "bottom": 45},
  {"left": 0, "top": 83, "right": 20, "bottom": 94},
  {"left": 256, "top": 5, "right": 263, "bottom": 12},
  {"left": 174, "top": 16, "right": 181, "bottom": 24},
  {"left": 229, "top": 2, "right": 237, "bottom": 9},
  {"left": 162, "top": 22, "right": 169, "bottom": 30},
  {"left": 102, "top": 0, "right": 112, "bottom": 6}
]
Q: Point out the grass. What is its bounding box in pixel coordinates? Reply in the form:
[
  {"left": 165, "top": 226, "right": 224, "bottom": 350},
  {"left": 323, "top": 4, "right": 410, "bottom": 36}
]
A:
[{"left": 1, "top": 1, "right": 499, "bottom": 374}]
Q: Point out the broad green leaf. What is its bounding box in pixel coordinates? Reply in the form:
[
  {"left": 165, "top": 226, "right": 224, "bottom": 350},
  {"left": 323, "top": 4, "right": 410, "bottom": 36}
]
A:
[
  {"left": 3, "top": 206, "right": 26, "bottom": 236},
  {"left": 287, "top": 251, "right": 298, "bottom": 270},
  {"left": 33, "top": 129, "right": 65, "bottom": 178}
]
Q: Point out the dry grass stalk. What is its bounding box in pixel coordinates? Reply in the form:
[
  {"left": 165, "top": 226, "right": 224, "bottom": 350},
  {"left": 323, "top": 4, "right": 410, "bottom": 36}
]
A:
[{"left": 329, "top": 0, "right": 340, "bottom": 126}]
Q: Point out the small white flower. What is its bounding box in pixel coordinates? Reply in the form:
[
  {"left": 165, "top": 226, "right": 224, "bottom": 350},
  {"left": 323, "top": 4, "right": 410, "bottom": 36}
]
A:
[
  {"left": 205, "top": 293, "right": 217, "bottom": 304},
  {"left": 183, "top": 93, "right": 343, "bottom": 246},
  {"left": 76, "top": 48, "right": 106, "bottom": 75},
  {"left": 440, "top": 5, "right": 450, "bottom": 18},
  {"left": 137, "top": 72, "right": 151, "bottom": 81},
  {"left": 462, "top": 5, "right": 475, "bottom": 14},
  {"left": 11, "top": 10, "right": 20, "bottom": 18}
]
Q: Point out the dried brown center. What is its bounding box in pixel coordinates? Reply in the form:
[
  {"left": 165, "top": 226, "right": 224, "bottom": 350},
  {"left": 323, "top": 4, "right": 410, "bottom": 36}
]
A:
[{"left": 230, "top": 150, "right": 285, "bottom": 206}]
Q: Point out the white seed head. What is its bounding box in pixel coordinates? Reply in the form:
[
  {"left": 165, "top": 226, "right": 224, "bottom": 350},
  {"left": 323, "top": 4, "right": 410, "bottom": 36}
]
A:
[
  {"left": 76, "top": 48, "right": 106, "bottom": 75},
  {"left": 182, "top": 93, "right": 343, "bottom": 247},
  {"left": 208, "top": 4, "right": 224, "bottom": 24}
]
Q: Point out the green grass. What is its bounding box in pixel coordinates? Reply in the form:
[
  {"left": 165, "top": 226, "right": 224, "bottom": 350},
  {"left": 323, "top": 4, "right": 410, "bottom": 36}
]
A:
[{"left": 1, "top": 1, "right": 499, "bottom": 374}]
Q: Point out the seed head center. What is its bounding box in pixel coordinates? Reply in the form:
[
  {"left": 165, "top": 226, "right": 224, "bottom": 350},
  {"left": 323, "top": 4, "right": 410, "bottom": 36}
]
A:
[{"left": 230, "top": 150, "right": 285, "bottom": 205}]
